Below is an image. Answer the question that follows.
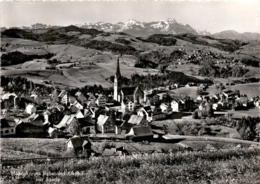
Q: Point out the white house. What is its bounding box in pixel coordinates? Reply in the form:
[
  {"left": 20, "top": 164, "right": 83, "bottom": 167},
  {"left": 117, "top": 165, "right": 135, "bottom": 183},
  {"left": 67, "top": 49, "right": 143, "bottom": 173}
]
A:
[
  {"left": 160, "top": 103, "right": 171, "bottom": 113},
  {"left": 171, "top": 100, "right": 179, "bottom": 112},
  {"left": 75, "top": 110, "right": 85, "bottom": 119},
  {"left": 25, "top": 104, "right": 37, "bottom": 115}
]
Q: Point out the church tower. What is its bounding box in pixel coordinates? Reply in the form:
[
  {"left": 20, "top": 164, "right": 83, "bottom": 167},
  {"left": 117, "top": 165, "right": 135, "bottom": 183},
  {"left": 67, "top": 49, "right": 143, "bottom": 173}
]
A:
[{"left": 114, "top": 57, "right": 121, "bottom": 101}]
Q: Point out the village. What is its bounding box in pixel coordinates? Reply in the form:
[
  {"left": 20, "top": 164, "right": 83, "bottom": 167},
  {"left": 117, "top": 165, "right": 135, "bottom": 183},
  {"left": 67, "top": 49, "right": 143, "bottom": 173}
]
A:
[{"left": 1, "top": 57, "right": 260, "bottom": 157}]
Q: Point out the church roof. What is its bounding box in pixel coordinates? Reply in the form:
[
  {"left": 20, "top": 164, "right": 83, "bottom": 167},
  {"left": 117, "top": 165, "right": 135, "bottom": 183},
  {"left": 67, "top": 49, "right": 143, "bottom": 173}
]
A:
[{"left": 121, "top": 87, "right": 136, "bottom": 96}]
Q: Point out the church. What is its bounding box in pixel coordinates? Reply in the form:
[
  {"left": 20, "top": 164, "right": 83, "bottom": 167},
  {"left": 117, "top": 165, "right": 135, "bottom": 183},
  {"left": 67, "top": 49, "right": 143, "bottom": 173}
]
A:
[{"left": 113, "top": 57, "right": 143, "bottom": 112}]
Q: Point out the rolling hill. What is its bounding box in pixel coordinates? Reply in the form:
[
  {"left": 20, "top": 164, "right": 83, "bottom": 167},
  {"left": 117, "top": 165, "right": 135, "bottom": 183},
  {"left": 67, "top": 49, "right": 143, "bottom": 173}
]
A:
[{"left": 1, "top": 25, "right": 260, "bottom": 88}]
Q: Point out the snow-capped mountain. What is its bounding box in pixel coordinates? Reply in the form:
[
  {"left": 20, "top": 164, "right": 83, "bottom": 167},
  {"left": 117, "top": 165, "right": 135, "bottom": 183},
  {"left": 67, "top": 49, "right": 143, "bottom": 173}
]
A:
[{"left": 78, "top": 18, "right": 203, "bottom": 36}]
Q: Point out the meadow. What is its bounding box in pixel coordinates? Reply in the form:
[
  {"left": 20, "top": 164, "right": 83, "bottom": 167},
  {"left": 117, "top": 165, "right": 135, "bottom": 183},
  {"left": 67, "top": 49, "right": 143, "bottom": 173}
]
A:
[{"left": 1, "top": 148, "right": 260, "bottom": 184}]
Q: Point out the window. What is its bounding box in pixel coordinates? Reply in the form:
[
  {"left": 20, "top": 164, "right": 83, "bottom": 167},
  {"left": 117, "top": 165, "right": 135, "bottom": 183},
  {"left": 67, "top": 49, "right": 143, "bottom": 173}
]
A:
[
  {"left": 1, "top": 131, "right": 3, "bottom": 134},
  {"left": 11, "top": 129, "right": 14, "bottom": 132},
  {"left": 5, "top": 130, "right": 9, "bottom": 134}
]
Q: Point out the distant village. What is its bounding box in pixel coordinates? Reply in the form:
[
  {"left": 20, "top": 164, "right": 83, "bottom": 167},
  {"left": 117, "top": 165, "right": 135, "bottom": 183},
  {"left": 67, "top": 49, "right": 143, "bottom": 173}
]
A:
[{"left": 1, "top": 58, "right": 260, "bottom": 156}]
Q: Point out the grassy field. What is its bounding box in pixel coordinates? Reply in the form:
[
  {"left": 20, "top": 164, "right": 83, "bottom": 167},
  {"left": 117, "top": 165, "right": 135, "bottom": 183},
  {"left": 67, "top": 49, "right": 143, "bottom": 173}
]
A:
[
  {"left": 226, "top": 82, "right": 260, "bottom": 99},
  {"left": 169, "top": 86, "right": 199, "bottom": 99},
  {"left": 1, "top": 138, "right": 67, "bottom": 159},
  {"left": 1, "top": 148, "right": 260, "bottom": 184},
  {"left": 1, "top": 135, "right": 258, "bottom": 161}
]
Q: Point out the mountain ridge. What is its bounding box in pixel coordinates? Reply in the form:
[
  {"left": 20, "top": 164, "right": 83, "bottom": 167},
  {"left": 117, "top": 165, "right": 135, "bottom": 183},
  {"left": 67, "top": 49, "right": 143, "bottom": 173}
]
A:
[{"left": 2, "top": 19, "right": 259, "bottom": 41}]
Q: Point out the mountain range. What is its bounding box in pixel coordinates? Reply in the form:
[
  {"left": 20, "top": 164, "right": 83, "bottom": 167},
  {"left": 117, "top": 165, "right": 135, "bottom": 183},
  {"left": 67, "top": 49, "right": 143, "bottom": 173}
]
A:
[
  {"left": 75, "top": 18, "right": 259, "bottom": 42},
  {"left": 2, "top": 18, "right": 259, "bottom": 42}
]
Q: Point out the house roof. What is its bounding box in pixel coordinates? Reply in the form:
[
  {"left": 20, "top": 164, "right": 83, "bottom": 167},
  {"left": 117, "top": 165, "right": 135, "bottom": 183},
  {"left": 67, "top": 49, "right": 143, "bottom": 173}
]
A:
[
  {"left": 114, "top": 120, "right": 125, "bottom": 127},
  {"left": 21, "top": 97, "right": 35, "bottom": 103},
  {"left": 58, "top": 90, "right": 67, "bottom": 98},
  {"left": 71, "top": 101, "right": 83, "bottom": 110},
  {"left": 82, "top": 140, "right": 91, "bottom": 147},
  {"left": 0, "top": 118, "right": 16, "bottom": 128},
  {"left": 255, "top": 124, "right": 260, "bottom": 133},
  {"left": 1, "top": 93, "right": 17, "bottom": 100},
  {"left": 75, "top": 91, "right": 82, "bottom": 97},
  {"left": 143, "top": 106, "right": 152, "bottom": 112},
  {"left": 55, "top": 115, "right": 76, "bottom": 129},
  {"left": 67, "top": 136, "right": 90, "bottom": 149},
  {"left": 133, "top": 126, "right": 153, "bottom": 137},
  {"left": 128, "top": 115, "right": 144, "bottom": 125},
  {"left": 69, "top": 96, "right": 77, "bottom": 104},
  {"left": 97, "top": 115, "right": 109, "bottom": 126},
  {"left": 48, "top": 127, "right": 56, "bottom": 134},
  {"left": 27, "top": 113, "right": 39, "bottom": 122}
]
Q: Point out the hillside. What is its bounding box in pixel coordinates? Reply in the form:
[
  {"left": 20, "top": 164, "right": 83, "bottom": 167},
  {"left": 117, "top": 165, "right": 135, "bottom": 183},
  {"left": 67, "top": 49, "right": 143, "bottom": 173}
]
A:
[
  {"left": 213, "top": 30, "right": 260, "bottom": 42},
  {"left": 1, "top": 26, "right": 260, "bottom": 88}
]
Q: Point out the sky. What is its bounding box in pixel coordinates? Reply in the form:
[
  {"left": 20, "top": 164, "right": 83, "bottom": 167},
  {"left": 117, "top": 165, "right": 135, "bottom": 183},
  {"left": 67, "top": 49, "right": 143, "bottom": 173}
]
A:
[{"left": 1, "top": 0, "right": 259, "bottom": 34}]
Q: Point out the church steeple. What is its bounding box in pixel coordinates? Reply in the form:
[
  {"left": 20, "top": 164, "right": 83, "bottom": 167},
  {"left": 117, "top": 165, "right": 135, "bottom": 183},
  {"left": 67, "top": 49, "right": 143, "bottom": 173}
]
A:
[
  {"left": 115, "top": 57, "right": 121, "bottom": 79},
  {"left": 114, "top": 57, "right": 121, "bottom": 102}
]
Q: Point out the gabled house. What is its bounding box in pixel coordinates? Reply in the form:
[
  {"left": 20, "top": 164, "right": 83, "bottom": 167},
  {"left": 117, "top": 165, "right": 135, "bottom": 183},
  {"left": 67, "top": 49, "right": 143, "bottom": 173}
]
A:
[
  {"left": 60, "top": 93, "right": 69, "bottom": 105},
  {"left": 138, "top": 106, "right": 166, "bottom": 122},
  {"left": 69, "top": 101, "right": 84, "bottom": 113},
  {"left": 75, "top": 109, "right": 85, "bottom": 119},
  {"left": 0, "top": 117, "right": 16, "bottom": 137},
  {"left": 171, "top": 100, "right": 180, "bottom": 112},
  {"left": 16, "top": 118, "right": 46, "bottom": 138},
  {"left": 81, "top": 120, "right": 96, "bottom": 134},
  {"left": 88, "top": 93, "right": 97, "bottom": 104},
  {"left": 66, "top": 135, "right": 92, "bottom": 155},
  {"left": 58, "top": 90, "right": 67, "bottom": 98},
  {"left": 137, "top": 106, "right": 153, "bottom": 122},
  {"left": 222, "top": 90, "right": 236, "bottom": 99},
  {"left": 121, "top": 99, "right": 135, "bottom": 113},
  {"left": 145, "top": 93, "right": 160, "bottom": 106},
  {"left": 127, "top": 115, "right": 148, "bottom": 127},
  {"left": 157, "top": 93, "right": 167, "bottom": 101},
  {"left": 47, "top": 108, "right": 65, "bottom": 125},
  {"left": 96, "top": 114, "right": 114, "bottom": 134},
  {"left": 152, "top": 106, "right": 166, "bottom": 121},
  {"left": 43, "top": 110, "right": 51, "bottom": 125},
  {"left": 96, "top": 95, "right": 107, "bottom": 107},
  {"left": 1, "top": 93, "right": 17, "bottom": 109},
  {"left": 114, "top": 119, "right": 126, "bottom": 134},
  {"left": 75, "top": 91, "right": 87, "bottom": 104},
  {"left": 84, "top": 107, "right": 97, "bottom": 119}
]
